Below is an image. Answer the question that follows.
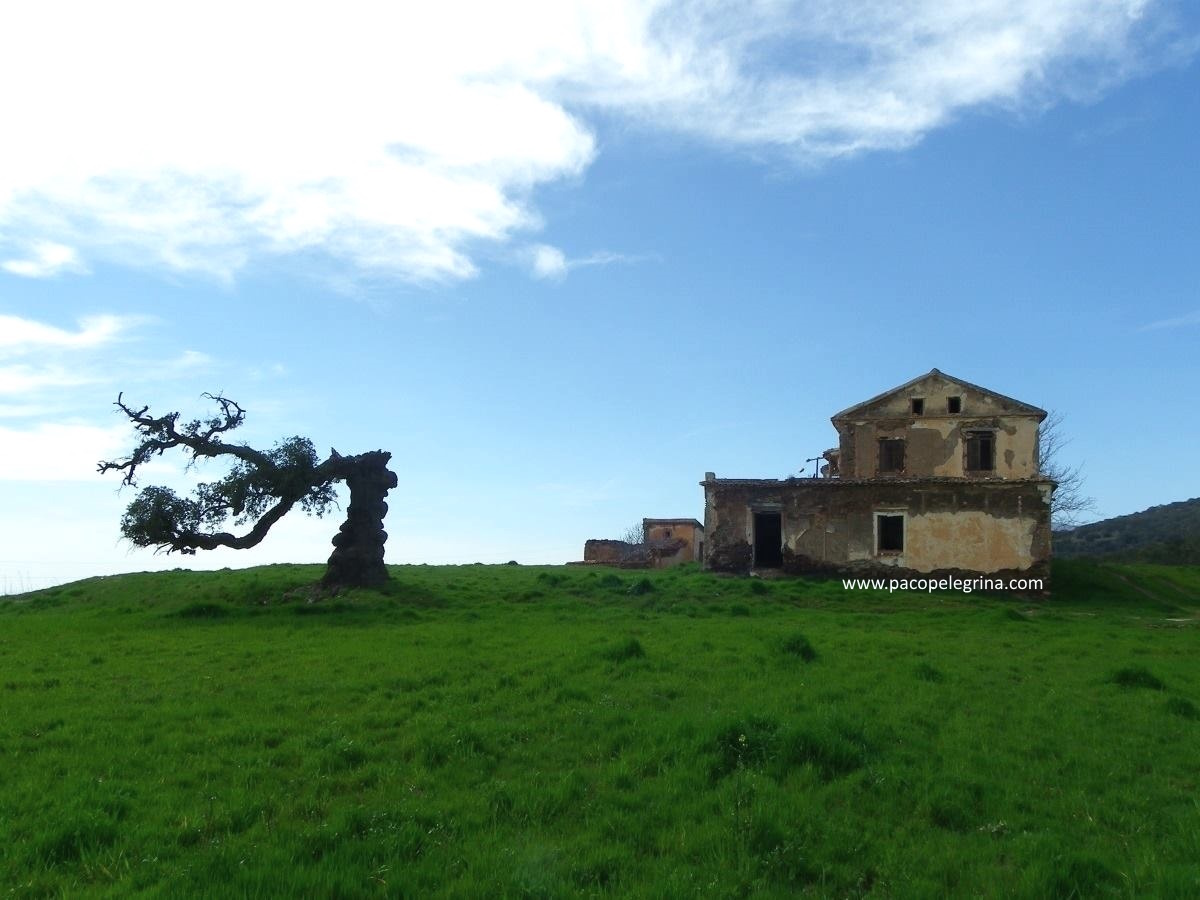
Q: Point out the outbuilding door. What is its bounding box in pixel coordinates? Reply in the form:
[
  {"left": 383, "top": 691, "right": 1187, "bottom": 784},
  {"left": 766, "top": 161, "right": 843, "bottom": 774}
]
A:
[{"left": 753, "top": 512, "right": 783, "bottom": 568}]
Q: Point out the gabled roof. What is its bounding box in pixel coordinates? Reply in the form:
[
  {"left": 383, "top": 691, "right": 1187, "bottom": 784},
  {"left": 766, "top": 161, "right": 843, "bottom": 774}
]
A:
[{"left": 830, "top": 368, "right": 1047, "bottom": 422}]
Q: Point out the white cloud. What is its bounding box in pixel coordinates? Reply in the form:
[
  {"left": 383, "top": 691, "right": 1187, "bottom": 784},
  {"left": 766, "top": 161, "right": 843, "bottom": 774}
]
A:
[
  {"left": 527, "top": 243, "right": 652, "bottom": 280},
  {"left": 169, "top": 350, "right": 215, "bottom": 372},
  {"left": 1139, "top": 309, "right": 1200, "bottom": 330},
  {"left": 0, "top": 314, "right": 137, "bottom": 354},
  {"left": 0, "top": 1, "right": 1185, "bottom": 283},
  {"left": 1, "top": 241, "right": 83, "bottom": 278},
  {"left": 530, "top": 244, "right": 570, "bottom": 280}
]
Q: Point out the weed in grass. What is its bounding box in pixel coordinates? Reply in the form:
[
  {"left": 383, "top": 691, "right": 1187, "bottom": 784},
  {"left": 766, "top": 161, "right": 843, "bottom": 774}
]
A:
[
  {"left": 1165, "top": 696, "right": 1198, "bottom": 720},
  {"left": 780, "top": 632, "right": 817, "bottom": 661},
  {"left": 776, "top": 723, "right": 868, "bottom": 781},
  {"left": 603, "top": 637, "right": 645, "bottom": 662},
  {"left": 1110, "top": 666, "right": 1166, "bottom": 690},
  {"left": 926, "top": 781, "right": 985, "bottom": 832},
  {"left": 318, "top": 739, "right": 368, "bottom": 774},
  {"left": 914, "top": 662, "right": 946, "bottom": 683},
  {"left": 710, "top": 718, "right": 781, "bottom": 779},
  {"left": 36, "top": 808, "right": 120, "bottom": 864},
  {"left": 711, "top": 717, "right": 866, "bottom": 783},
  {"left": 1043, "top": 854, "right": 1123, "bottom": 898},
  {"left": 627, "top": 577, "right": 656, "bottom": 596}
]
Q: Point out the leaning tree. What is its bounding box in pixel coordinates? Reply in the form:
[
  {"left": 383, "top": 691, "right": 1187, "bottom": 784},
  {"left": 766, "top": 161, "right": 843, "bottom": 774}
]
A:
[{"left": 98, "top": 393, "right": 398, "bottom": 589}]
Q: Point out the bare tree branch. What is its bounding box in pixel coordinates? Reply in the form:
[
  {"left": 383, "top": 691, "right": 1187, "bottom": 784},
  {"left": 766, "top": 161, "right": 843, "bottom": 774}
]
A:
[
  {"left": 620, "top": 521, "right": 645, "bottom": 545},
  {"left": 1038, "top": 410, "right": 1096, "bottom": 529},
  {"left": 97, "top": 392, "right": 272, "bottom": 486}
]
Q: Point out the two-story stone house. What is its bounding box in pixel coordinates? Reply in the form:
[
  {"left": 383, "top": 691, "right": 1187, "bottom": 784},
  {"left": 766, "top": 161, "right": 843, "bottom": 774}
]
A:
[{"left": 701, "top": 369, "right": 1054, "bottom": 580}]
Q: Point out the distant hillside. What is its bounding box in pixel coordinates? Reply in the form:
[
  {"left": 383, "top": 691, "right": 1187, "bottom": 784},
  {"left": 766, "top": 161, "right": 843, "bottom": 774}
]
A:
[{"left": 1055, "top": 498, "right": 1200, "bottom": 564}]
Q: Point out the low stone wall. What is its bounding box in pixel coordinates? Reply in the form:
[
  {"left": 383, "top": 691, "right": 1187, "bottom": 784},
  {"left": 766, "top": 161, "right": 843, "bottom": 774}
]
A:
[{"left": 583, "top": 539, "right": 639, "bottom": 565}]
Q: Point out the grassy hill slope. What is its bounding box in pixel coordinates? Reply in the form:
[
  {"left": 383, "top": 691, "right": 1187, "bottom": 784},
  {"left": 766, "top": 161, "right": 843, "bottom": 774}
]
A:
[
  {"left": 2, "top": 562, "right": 1198, "bottom": 897},
  {"left": 1055, "top": 497, "right": 1200, "bottom": 564}
]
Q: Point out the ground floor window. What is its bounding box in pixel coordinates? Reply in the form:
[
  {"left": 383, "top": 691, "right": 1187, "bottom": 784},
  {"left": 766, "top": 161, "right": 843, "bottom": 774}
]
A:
[{"left": 876, "top": 513, "right": 905, "bottom": 554}]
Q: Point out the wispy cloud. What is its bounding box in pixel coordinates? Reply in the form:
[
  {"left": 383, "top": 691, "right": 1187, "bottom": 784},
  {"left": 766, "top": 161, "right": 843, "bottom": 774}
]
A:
[
  {"left": 1, "top": 241, "right": 84, "bottom": 278},
  {"left": 0, "top": 2, "right": 1188, "bottom": 284},
  {"left": 527, "top": 243, "right": 654, "bottom": 280},
  {"left": 1139, "top": 309, "right": 1200, "bottom": 331},
  {"left": 0, "top": 314, "right": 140, "bottom": 354}
]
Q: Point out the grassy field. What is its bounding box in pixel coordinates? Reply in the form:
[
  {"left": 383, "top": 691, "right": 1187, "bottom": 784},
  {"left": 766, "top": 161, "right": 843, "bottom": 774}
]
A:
[{"left": 2, "top": 561, "right": 1198, "bottom": 897}]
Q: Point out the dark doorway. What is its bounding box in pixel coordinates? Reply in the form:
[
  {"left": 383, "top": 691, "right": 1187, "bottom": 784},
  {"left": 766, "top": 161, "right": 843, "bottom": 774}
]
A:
[{"left": 753, "top": 512, "right": 783, "bottom": 568}]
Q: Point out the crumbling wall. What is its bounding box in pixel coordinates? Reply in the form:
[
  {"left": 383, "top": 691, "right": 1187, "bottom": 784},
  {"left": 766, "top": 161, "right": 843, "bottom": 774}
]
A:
[
  {"left": 840, "top": 415, "right": 1041, "bottom": 480},
  {"left": 702, "top": 483, "right": 754, "bottom": 573},
  {"left": 703, "top": 477, "right": 1052, "bottom": 581},
  {"left": 584, "top": 539, "right": 638, "bottom": 565}
]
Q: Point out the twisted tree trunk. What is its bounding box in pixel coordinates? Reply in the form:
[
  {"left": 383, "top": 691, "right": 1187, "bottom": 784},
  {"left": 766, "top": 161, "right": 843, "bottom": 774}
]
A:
[{"left": 322, "top": 451, "right": 399, "bottom": 588}]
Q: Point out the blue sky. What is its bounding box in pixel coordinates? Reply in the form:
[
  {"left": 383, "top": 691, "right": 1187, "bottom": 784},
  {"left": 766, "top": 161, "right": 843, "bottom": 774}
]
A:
[{"left": 1, "top": 1, "right": 1198, "bottom": 591}]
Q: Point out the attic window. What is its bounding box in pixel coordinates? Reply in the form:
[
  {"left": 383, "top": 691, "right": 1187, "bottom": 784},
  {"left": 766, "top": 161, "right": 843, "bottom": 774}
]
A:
[
  {"left": 965, "top": 431, "right": 995, "bottom": 472},
  {"left": 947, "top": 396, "right": 962, "bottom": 414},
  {"left": 911, "top": 398, "right": 925, "bottom": 415},
  {"left": 878, "top": 438, "right": 905, "bottom": 473}
]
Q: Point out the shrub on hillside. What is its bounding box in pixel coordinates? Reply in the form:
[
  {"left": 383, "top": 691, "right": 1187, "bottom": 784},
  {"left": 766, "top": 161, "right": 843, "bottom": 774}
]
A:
[
  {"left": 1110, "top": 666, "right": 1165, "bottom": 690},
  {"left": 779, "top": 632, "right": 817, "bottom": 662},
  {"left": 603, "top": 637, "right": 645, "bottom": 662}
]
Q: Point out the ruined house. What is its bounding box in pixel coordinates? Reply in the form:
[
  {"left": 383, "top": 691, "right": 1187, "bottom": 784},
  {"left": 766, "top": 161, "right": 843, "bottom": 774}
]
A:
[
  {"left": 702, "top": 370, "right": 1054, "bottom": 581},
  {"left": 581, "top": 517, "right": 704, "bottom": 569}
]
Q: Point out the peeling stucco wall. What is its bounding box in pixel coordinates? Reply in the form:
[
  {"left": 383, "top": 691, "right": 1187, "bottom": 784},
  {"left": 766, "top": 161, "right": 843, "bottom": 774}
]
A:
[
  {"left": 702, "top": 477, "right": 1052, "bottom": 580},
  {"left": 834, "top": 373, "right": 1042, "bottom": 480},
  {"left": 583, "top": 539, "right": 637, "bottom": 564}
]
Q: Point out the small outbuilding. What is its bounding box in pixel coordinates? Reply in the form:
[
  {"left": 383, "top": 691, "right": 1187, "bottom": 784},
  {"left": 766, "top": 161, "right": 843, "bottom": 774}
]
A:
[{"left": 642, "top": 518, "right": 704, "bottom": 567}]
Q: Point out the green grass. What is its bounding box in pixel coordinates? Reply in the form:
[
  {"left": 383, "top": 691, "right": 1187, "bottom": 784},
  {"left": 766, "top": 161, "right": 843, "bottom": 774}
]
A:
[{"left": 1, "top": 560, "right": 1198, "bottom": 897}]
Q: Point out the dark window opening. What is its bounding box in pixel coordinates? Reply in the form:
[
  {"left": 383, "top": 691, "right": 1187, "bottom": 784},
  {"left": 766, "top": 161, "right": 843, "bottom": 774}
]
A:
[
  {"left": 753, "top": 512, "right": 783, "bottom": 568},
  {"left": 947, "top": 396, "right": 962, "bottom": 414},
  {"left": 878, "top": 438, "right": 905, "bottom": 473},
  {"left": 965, "top": 431, "right": 995, "bottom": 471},
  {"left": 877, "top": 514, "right": 904, "bottom": 553},
  {"left": 911, "top": 398, "right": 924, "bottom": 415},
  {"left": 664, "top": 529, "right": 672, "bottom": 538}
]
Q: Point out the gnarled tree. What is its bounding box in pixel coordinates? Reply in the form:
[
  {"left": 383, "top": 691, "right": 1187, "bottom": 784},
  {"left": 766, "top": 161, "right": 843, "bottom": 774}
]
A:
[{"left": 98, "top": 393, "right": 398, "bottom": 589}]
